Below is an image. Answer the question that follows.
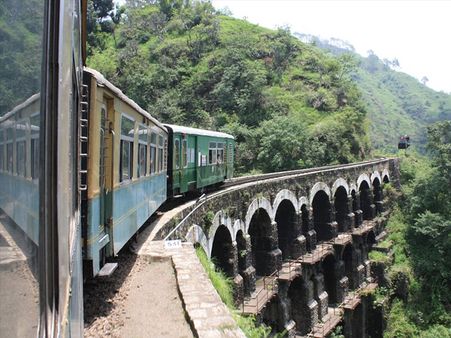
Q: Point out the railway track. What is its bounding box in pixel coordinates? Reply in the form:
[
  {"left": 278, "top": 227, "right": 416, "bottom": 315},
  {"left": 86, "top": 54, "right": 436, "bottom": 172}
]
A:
[{"left": 223, "top": 157, "right": 391, "bottom": 189}]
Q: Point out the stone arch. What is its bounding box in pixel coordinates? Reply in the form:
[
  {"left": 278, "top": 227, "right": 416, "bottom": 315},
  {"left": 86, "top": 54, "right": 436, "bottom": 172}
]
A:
[
  {"left": 359, "top": 180, "right": 373, "bottom": 221},
  {"left": 211, "top": 225, "right": 235, "bottom": 277},
  {"left": 370, "top": 171, "right": 382, "bottom": 184},
  {"left": 334, "top": 185, "right": 349, "bottom": 233},
  {"left": 309, "top": 182, "right": 331, "bottom": 205},
  {"left": 382, "top": 169, "right": 390, "bottom": 183},
  {"left": 357, "top": 173, "right": 372, "bottom": 191},
  {"left": 208, "top": 210, "right": 234, "bottom": 244},
  {"left": 233, "top": 219, "right": 245, "bottom": 241},
  {"left": 372, "top": 176, "right": 383, "bottom": 214},
  {"left": 275, "top": 199, "right": 297, "bottom": 259},
  {"left": 331, "top": 178, "right": 349, "bottom": 196},
  {"left": 342, "top": 244, "right": 356, "bottom": 289},
  {"left": 312, "top": 189, "right": 334, "bottom": 242},
  {"left": 245, "top": 197, "right": 273, "bottom": 233},
  {"left": 273, "top": 189, "right": 299, "bottom": 214},
  {"left": 299, "top": 197, "right": 310, "bottom": 236},
  {"left": 236, "top": 230, "right": 247, "bottom": 273},
  {"left": 248, "top": 207, "right": 280, "bottom": 276},
  {"left": 185, "top": 224, "right": 209, "bottom": 257},
  {"left": 288, "top": 276, "right": 314, "bottom": 335},
  {"left": 322, "top": 253, "right": 338, "bottom": 304}
]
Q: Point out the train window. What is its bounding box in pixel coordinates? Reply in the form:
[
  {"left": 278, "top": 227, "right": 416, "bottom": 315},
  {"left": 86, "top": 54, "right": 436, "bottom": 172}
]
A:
[
  {"left": 174, "top": 139, "right": 180, "bottom": 170},
  {"left": 30, "top": 114, "right": 40, "bottom": 180},
  {"left": 182, "top": 139, "right": 188, "bottom": 168},
  {"left": 158, "top": 135, "right": 164, "bottom": 172},
  {"left": 150, "top": 132, "right": 157, "bottom": 175},
  {"left": 138, "top": 144, "right": 147, "bottom": 177},
  {"left": 16, "top": 140, "right": 26, "bottom": 176},
  {"left": 217, "top": 143, "right": 224, "bottom": 165},
  {"left": 6, "top": 142, "right": 13, "bottom": 173},
  {"left": 31, "top": 139, "right": 39, "bottom": 179},
  {"left": 138, "top": 125, "right": 147, "bottom": 177},
  {"left": 208, "top": 142, "right": 217, "bottom": 165},
  {"left": 120, "top": 115, "right": 135, "bottom": 182}
]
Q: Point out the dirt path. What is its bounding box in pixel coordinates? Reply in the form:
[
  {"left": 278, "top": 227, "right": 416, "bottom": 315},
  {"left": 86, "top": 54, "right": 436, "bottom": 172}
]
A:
[{"left": 84, "top": 252, "right": 193, "bottom": 338}]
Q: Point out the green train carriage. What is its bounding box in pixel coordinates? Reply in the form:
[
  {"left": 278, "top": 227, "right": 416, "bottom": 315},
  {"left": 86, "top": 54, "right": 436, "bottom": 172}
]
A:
[{"left": 165, "top": 125, "right": 234, "bottom": 197}]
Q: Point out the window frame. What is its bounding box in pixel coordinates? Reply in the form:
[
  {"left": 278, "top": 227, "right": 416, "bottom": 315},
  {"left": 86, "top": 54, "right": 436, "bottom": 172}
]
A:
[{"left": 119, "top": 114, "right": 135, "bottom": 183}]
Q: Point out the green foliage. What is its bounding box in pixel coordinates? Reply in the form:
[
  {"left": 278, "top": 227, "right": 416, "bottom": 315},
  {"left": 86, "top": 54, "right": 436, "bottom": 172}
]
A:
[
  {"left": 195, "top": 245, "right": 234, "bottom": 308},
  {"left": 307, "top": 36, "right": 451, "bottom": 154},
  {"left": 381, "top": 122, "right": 451, "bottom": 334},
  {"left": 369, "top": 250, "right": 390, "bottom": 264},
  {"left": 385, "top": 300, "right": 418, "bottom": 338},
  {"left": 195, "top": 246, "right": 271, "bottom": 337},
  {"left": 87, "top": 0, "right": 370, "bottom": 174},
  {"left": 0, "top": 0, "right": 43, "bottom": 115}
]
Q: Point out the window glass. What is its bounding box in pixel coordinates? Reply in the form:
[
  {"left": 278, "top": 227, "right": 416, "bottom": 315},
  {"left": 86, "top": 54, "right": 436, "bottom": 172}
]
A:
[
  {"left": 121, "top": 115, "right": 134, "bottom": 138},
  {"left": 120, "top": 115, "right": 134, "bottom": 182},
  {"left": 16, "top": 140, "right": 26, "bottom": 176},
  {"left": 182, "top": 139, "right": 187, "bottom": 168},
  {"left": 174, "top": 139, "right": 180, "bottom": 170},
  {"left": 138, "top": 143, "right": 147, "bottom": 177},
  {"left": 31, "top": 138, "right": 39, "bottom": 179},
  {"left": 208, "top": 142, "right": 217, "bottom": 165},
  {"left": 0, "top": 0, "right": 45, "bottom": 334},
  {"left": 6, "top": 142, "right": 13, "bottom": 173}
]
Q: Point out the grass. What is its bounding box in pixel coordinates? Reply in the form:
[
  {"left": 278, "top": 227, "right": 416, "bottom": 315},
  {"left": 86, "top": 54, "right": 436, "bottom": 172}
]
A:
[{"left": 195, "top": 246, "right": 271, "bottom": 337}]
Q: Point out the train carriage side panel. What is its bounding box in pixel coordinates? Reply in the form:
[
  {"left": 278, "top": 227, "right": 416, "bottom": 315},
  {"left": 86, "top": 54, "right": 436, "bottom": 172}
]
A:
[{"left": 83, "top": 68, "right": 168, "bottom": 275}]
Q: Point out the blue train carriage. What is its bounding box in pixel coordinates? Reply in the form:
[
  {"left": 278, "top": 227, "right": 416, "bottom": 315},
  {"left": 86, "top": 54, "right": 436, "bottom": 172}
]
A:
[
  {"left": 83, "top": 68, "right": 168, "bottom": 277},
  {"left": 0, "top": 94, "right": 41, "bottom": 245},
  {"left": 164, "top": 124, "right": 234, "bottom": 197}
]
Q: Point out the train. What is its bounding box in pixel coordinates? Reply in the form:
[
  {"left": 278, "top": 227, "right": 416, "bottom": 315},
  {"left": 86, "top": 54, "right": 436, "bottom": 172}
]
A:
[
  {"left": 0, "top": 0, "right": 233, "bottom": 336},
  {"left": 82, "top": 68, "right": 234, "bottom": 277}
]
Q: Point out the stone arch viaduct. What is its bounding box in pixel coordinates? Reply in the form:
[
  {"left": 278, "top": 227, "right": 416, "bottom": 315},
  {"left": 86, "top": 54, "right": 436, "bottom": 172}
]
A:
[{"left": 158, "top": 158, "right": 399, "bottom": 337}]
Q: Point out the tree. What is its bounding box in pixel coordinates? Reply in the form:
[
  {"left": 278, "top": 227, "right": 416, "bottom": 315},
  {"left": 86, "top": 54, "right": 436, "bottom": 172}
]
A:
[{"left": 421, "top": 76, "right": 429, "bottom": 85}]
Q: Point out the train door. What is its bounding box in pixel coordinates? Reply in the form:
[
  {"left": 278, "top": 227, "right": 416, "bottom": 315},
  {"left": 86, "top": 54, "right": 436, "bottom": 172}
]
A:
[
  {"left": 173, "top": 134, "right": 182, "bottom": 194},
  {"left": 99, "top": 100, "right": 114, "bottom": 260},
  {"left": 226, "top": 140, "right": 234, "bottom": 178}
]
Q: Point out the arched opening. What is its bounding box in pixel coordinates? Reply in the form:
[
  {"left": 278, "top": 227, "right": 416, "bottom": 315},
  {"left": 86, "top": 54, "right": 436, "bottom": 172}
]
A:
[
  {"left": 343, "top": 244, "right": 355, "bottom": 289},
  {"left": 236, "top": 230, "right": 247, "bottom": 272},
  {"left": 383, "top": 175, "right": 390, "bottom": 184},
  {"left": 312, "top": 190, "right": 332, "bottom": 242},
  {"left": 334, "top": 186, "right": 349, "bottom": 233},
  {"left": 248, "top": 208, "right": 275, "bottom": 276},
  {"left": 373, "top": 177, "right": 382, "bottom": 215},
  {"left": 275, "top": 200, "right": 297, "bottom": 260},
  {"left": 359, "top": 181, "right": 373, "bottom": 220},
  {"left": 288, "top": 277, "right": 312, "bottom": 335},
  {"left": 301, "top": 204, "right": 309, "bottom": 235},
  {"left": 322, "top": 254, "right": 338, "bottom": 304},
  {"left": 367, "top": 231, "right": 376, "bottom": 251},
  {"left": 211, "top": 225, "right": 234, "bottom": 277}
]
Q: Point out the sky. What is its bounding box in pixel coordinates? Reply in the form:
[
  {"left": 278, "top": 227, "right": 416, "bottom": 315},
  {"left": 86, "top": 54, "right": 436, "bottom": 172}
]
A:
[{"left": 211, "top": 0, "right": 451, "bottom": 94}]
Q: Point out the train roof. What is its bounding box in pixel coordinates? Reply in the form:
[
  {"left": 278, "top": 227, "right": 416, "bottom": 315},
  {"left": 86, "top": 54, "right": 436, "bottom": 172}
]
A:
[
  {"left": 164, "top": 124, "right": 234, "bottom": 139},
  {"left": 84, "top": 67, "right": 166, "bottom": 131}
]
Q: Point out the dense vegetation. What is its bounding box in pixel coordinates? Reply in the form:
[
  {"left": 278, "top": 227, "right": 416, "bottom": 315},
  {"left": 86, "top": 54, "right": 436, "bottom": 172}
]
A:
[
  {"left": 0, "top": 0, "right": 43, "bottom": 115},
  {"left": 370, "top": 121, "right": 450, "bottom": 337},
  {"left": 296, "top": 34, "right": 451, "bottom": 153},
  {"left": 87, "top": 0, "right": 371, "bottom": 174}
]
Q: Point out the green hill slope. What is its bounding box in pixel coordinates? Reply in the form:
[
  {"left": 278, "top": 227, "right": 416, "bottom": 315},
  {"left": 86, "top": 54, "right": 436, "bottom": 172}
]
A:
[
  {"left": 295, "top": 33, "right": 451, "bottom": 153},
  {"left": 87, "top": 1, "right": 370, "bottom": 174}
]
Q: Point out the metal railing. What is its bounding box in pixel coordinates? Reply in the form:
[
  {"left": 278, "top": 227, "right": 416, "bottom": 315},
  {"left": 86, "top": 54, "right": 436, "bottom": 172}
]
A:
[{"left": 241, "top": 270, "right": 279, "bottom": 314}]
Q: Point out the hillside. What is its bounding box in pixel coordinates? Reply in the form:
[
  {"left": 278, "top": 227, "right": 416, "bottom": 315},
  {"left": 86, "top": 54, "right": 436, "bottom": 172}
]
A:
[
  {"left": 87, "top": 0, "right": 371, "bottom": 174},
  {"left": 295, "top": 33, "right": 451, "bottom": 153}
]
